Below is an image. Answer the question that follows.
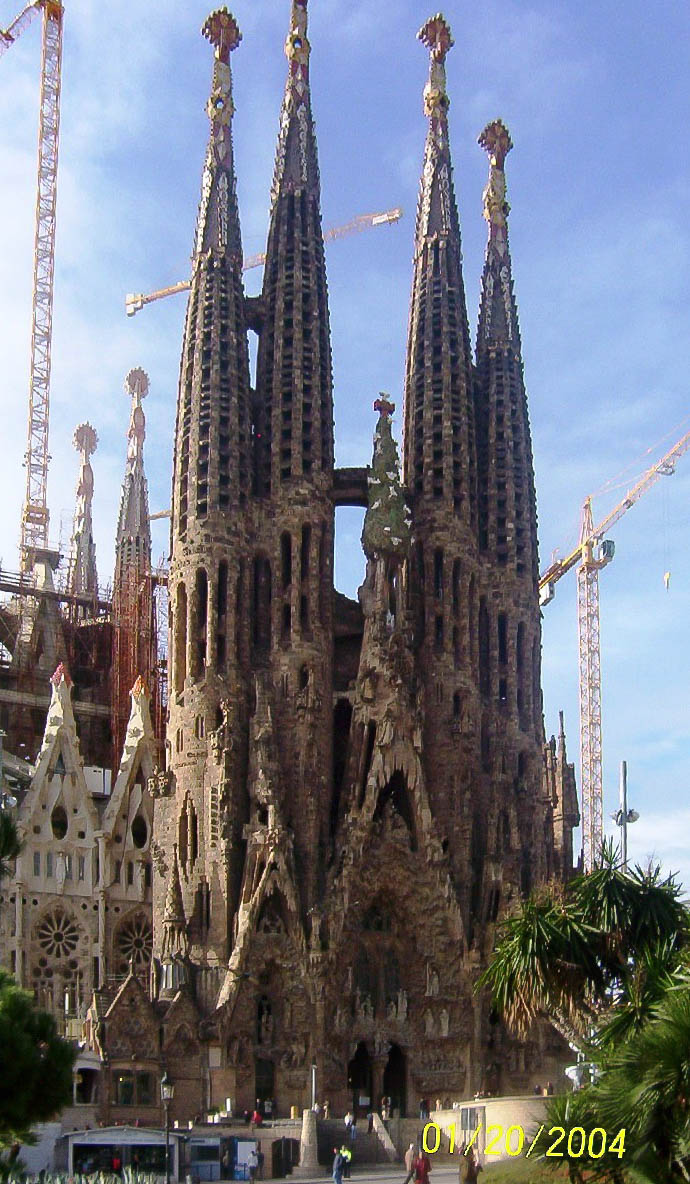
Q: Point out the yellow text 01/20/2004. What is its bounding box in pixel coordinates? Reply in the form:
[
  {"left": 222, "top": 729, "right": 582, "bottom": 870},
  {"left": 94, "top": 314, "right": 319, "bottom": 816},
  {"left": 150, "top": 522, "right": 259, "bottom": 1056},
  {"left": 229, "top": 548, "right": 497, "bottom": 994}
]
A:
[{"left": 421, "top": 1121, "right": 627, "bottom": 1160}]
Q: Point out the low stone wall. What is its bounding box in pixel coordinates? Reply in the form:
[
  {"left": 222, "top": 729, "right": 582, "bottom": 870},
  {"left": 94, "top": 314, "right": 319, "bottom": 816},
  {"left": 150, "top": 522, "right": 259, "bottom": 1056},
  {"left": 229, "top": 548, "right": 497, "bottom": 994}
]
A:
[{"left": 397, "top": 1098, "right": 550, "bottom": 1165}]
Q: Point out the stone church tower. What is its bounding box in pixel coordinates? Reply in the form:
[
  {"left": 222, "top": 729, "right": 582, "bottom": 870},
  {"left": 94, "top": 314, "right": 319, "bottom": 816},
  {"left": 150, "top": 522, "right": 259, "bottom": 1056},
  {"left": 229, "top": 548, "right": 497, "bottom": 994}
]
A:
[{"left": 146, "top": 2, "right": 578, "bottom": 1118}]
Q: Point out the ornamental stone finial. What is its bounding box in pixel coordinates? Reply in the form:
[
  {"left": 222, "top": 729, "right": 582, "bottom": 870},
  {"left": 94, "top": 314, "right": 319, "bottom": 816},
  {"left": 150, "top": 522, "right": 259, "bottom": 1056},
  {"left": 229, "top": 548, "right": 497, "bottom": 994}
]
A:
[
  {"left": 73, "top": 422, "right": 98, "bottom": 462},
  {"left": 125, "top": 367, "right": 149, "bottom": 403},
  {"left": 374, "top": 394, "right": 395, "bottom": 419},
  {"left": 202, "top": 9, "right": 241, "bottom": 128},
  {"left": 285, "top": 0, "right": 310, "bottom": 66},
  {"left": 418, "top": 14, "right": 454, "bottom": 117},
  {"left": 202, "top": 7, "right": 242, "bottom": 63},
  {"left": 124, "top": 368, "right": 148, "bottom": 467},
  {"left": 479, "top": 119, "right": 513, "bottom": 230}
]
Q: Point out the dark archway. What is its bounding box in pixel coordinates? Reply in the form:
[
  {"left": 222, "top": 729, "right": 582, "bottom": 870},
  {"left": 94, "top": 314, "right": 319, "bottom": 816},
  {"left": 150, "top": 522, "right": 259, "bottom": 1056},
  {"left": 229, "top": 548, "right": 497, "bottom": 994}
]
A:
[
  {"left": 383, "top": 1043, "right": 407, "bottom": 1116},
  {"left": 255, "top": 1056, "right": 275, "bottom": 1107},
  {"left": 347, "top": 1041, "right": 372, "bottom": 1116},
  {"left": 373, "top": 769, "right": 415, "bottom": 846}
]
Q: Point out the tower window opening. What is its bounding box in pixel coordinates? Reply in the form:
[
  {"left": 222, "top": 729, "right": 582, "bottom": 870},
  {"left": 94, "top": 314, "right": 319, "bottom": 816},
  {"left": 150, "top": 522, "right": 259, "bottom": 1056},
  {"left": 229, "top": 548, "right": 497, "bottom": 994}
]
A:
[
  {"left": 498, "top": 612, "right": 507, "bottom": 665},
  {"left": 452, "top": 559, "right": 461, "bottom": 612},
  {"left": 252, "top": 556, "right": 272, "bottom": 653},
  {"left": 281, "top": 533, "right": 292, "bottom": 589},
  {"left": 479, "top": 598, "right": 491, "bottom": 698},
  {"left": 175, "top": 583, "right": 187, "bottom": 693},
  {"left": 434, "top": 548, "right": 444, "bottom": 599},
  {"left": 193, "top": 568, "right": 208, "bottom": 679}
]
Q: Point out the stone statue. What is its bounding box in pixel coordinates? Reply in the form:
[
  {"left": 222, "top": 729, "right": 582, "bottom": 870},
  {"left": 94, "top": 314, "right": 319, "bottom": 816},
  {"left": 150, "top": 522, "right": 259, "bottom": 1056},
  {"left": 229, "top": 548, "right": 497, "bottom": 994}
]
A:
[
  {"left": 397, "top": 989, "right": 408, "bottom": 1021},
  {"left": 426, "top": 964, "right": 440, "bottom": 996},
  {"left": 440, "top": 1008, "right": 449, "bottom": 1037},
  {"left": 386, "top": 999, "right": 397, "bottom": 1021},
  {"left": 424, "top": 1009, "right": 435, "bottom": 1037},
  {"left": 136, "top": 859, "right": 146, "bottom": 901}
]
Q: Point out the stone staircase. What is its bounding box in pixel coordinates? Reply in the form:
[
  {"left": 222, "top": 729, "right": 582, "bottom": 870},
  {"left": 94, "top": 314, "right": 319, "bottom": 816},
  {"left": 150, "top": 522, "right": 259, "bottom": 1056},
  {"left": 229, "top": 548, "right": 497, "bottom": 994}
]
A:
[{"left": 316, "top": 1120, "right": 398, "bottom": 1167}]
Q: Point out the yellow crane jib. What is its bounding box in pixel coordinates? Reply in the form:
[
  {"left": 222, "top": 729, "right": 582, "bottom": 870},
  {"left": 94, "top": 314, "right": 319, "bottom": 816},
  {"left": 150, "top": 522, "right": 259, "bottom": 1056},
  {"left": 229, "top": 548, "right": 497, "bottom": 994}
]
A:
[{"left": 125, "top": 206, "right": 404, "bottom": 316}]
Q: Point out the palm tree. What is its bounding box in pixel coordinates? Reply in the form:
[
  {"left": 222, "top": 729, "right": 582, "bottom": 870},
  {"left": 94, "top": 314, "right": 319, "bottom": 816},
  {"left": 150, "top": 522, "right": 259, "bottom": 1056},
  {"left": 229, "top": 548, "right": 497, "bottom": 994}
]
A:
[
  {"left": 479, "top": 845, "right": 690, "bottom": 1180},
  {"left": 478, "top": 842, "right": 690, "bottom": 1050},
  {"left": 0, "top": 812, "right": 21, "bottom": 885}
]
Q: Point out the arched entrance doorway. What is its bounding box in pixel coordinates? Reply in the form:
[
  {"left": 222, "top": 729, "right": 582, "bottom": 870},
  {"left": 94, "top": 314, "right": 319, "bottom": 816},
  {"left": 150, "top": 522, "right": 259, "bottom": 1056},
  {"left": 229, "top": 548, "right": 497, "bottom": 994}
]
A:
[
  {"left": 255, "top": 1057, "right": 275, "bottom": 1108},
  {"left": 383, "top": 1043, "right": 407, "bottom": 1116},
  {"left": 347, "top": 1042, "right": 372, "bottom": 1116}
]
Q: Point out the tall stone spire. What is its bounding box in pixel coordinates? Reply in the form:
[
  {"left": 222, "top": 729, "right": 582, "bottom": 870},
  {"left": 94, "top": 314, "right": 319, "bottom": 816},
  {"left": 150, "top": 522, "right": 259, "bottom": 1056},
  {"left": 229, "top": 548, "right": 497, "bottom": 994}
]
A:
[
  {"left": 67, "top": 423, "right": 98, "bottom": 597},
  {"left": 254, "top": 0, "right": 333, "bottom": 494},
  {"left": 476, "top": 119, "right": 520, "bottom": 352},
  {"left": 475, "top": 121, "right": 538, "bottom": 591},
  {"left": 159, "top": 10, "right": 254, "bottom": 1010},
  {"left": 115, "top": 368, "right": 151, "bottom": 586},
  {"left": 172, "top": 7, "right": 251, "bottom": 538},
  {"left": 403, "top": 14, "right": 475, "bottom": 522}
]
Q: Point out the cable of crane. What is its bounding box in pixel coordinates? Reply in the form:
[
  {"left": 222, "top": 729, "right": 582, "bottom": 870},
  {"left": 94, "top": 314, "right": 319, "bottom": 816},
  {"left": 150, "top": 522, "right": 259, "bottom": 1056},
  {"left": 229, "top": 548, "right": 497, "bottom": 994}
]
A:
[
  {"left": 590, "top": 412, "right": 690, "bottom": 499},
  {"left": 125, "top": 206, "right": 403, "bottom": 317}
]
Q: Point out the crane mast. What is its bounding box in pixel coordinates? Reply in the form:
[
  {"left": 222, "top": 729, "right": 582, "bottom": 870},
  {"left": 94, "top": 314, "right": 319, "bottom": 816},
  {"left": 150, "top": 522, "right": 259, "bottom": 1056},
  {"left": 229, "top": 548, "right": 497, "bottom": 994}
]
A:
[
  {"left": 20, "top": 0, "right": 64, "bottom": 568},
  {"left": 540, "top": 426, "right": 690, "bottom": 870}
]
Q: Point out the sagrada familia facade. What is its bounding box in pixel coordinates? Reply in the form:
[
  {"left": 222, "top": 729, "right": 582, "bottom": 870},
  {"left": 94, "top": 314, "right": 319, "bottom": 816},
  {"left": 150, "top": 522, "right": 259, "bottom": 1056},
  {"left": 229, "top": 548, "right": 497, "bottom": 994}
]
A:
[{"left": 0, "top": 3, "right": 579, "bottom": 1123}]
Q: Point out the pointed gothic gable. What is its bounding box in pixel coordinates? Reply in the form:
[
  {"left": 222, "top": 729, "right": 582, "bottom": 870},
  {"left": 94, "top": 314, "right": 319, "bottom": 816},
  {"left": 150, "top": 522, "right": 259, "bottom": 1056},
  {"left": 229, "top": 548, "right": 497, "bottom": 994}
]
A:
[
  {"left": 18, "top": 666, "right": 100, "bottom": 849},
  {"left": 103, "top": 968, "right": 159, "bottom": 1061},
  {"left": 161, "top": 988, "right": 201, "bottom": 1056},
  {"left": 102, "top": 677, "right": 156, "bottom": 855}
]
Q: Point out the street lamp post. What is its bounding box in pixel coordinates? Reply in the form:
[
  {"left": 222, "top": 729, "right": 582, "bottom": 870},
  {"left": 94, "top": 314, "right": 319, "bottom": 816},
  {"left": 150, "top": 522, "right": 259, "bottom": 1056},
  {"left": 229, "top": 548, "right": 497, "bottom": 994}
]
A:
[
  {"left": 611, "top": 760, "right": 639, "bottom": 871},
  {"left": 160, "top": 1071, "right": 175, "bottom": 1184}
]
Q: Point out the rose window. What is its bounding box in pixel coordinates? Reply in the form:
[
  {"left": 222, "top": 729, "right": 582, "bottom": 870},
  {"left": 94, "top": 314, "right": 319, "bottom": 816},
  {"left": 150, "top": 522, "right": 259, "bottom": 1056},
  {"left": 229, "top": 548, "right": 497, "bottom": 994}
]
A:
[
  {"left": 116, "top": 913, "right": 153, "bottom": 973},
  {"left": 37, "top": 909, "right": 79, "bottom": 957}
]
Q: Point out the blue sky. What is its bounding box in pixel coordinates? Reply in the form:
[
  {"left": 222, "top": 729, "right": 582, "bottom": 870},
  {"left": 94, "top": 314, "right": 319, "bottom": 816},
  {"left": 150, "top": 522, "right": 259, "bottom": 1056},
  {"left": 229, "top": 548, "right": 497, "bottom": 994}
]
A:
[{"left": 1, "top": 0, "right": 689, "bottom": 883}]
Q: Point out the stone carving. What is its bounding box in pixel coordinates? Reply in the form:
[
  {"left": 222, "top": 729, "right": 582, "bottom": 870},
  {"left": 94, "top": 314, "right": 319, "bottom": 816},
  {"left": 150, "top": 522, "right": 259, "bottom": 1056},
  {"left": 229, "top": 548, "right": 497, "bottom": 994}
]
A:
[
  {"left": 355, "top": 990, "right": 373, "bottom": 1021},
  {"left": 150, "top": 840, "right": 168, "bottom": 877},
  {"left": 228, "top": 1035, "right": 250, "bottom": 1067},
  {"left": 147, "top": 767, "right": 172, "bottom": 798},
  {"left": 397, "top": 989, "right": 408, "bottom": 1021},
  {"left": 426, "top": 964, "right": 440, "bottom": 996},
  {"left": 424, "top": 1009, "right": 435, "bottom": 1037},
  {"left": 440, "top": 1008, "right": 450, "bottom": 1037},
  {"left": 281, "top": 1037, "right": 307, "bottom": 1069}
]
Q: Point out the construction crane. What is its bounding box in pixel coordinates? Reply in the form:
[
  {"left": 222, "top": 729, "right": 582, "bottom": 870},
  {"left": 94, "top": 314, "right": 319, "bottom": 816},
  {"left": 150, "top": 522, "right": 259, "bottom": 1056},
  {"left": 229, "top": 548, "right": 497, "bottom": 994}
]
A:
[
  {"left": 1, "top": 0, "right": 64, "bottom": 570},
  {"left": 125, "top": 206, "right": 403, "bottom": 316},
  {"left": 539, "top": 426, "right": 690, "bottom": 870}
]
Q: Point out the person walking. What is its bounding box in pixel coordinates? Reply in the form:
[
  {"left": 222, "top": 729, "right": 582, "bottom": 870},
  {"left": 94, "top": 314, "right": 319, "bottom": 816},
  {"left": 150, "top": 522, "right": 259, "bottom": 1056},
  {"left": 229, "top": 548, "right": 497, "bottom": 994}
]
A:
[
  {"left": 340, "top": 1144, "right": 352, "bottom": 1179},
  {"left": 332, "top": 1147, "right": 345, "bottom": 1184},
  {"left": 458, "top": 1147, "right": 482, "bottom": 1183},
  {"left": 414, "top": 1149, "right": 431, "bottom": 1184},
  {"left": 403, "top": 1143, "right": 416, "bottom": 1184},
  {"left": 247, "top": 1148, "right": 259, "bottom": 1184}
]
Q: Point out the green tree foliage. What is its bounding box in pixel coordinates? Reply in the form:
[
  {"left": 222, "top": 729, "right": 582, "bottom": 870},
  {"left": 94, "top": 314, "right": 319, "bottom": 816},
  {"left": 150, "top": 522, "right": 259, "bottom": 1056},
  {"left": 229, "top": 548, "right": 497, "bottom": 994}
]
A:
[
  {"left": 479, "top": 843, "right": 690, "bottom": 1180},
  {"left": 0, "top": 971, "right": 76, "bottom": 1149},
  {"left": 0, "top": 812, "right": 22, "bottom": 884}
]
